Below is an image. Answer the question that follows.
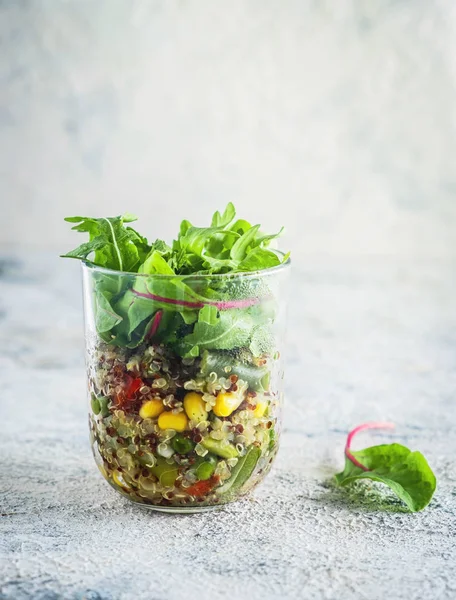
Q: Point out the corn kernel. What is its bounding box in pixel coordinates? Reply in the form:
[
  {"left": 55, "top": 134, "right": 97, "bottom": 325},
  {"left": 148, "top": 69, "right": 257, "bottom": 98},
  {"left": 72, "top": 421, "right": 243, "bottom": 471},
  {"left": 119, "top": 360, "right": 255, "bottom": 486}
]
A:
[
  {"left": 112, "top": 470, "right": 128, "bottom": 489},
  {"left": 213, "top": 392, "right": 243, "bottom": 417},
  {"left": 158, "top": 411, "right": 188, "bottom": 432},
  {"left": 253, "top": 400, "right": 268, "bottom": 418},
  {"left": 139, "top": 399, "right": 165, "bottom": 420},
  {"left": 183, "top": 392, "right": 208, "bottom": 423}
]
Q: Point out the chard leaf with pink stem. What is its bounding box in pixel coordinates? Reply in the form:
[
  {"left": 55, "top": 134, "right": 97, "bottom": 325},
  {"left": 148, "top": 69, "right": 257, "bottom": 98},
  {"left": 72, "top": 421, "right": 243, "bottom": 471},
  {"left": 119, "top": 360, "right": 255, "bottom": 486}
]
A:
[{"left": 335, "top": 422, "right": 437, "bottom": 512}]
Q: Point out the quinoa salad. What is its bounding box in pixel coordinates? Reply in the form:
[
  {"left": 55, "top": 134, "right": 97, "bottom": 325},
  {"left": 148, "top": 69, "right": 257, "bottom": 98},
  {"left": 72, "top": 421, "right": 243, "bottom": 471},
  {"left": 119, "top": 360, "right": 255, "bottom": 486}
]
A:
[{"left": 63, "top": 204, "right": 289, "bottom": 509}]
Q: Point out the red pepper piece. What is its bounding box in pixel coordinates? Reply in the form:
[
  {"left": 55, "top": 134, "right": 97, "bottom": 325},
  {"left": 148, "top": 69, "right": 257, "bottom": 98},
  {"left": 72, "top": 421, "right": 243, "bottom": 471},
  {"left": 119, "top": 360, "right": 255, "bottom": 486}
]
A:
[
  {"left": 185, "top": 475, "right": 220, "bottom": 498},
  {"left": 115, "top": 375, "right": 144, "bottom": 408},
  {"left": 125, "top": 376, "right": 143, "bottom": 399}
]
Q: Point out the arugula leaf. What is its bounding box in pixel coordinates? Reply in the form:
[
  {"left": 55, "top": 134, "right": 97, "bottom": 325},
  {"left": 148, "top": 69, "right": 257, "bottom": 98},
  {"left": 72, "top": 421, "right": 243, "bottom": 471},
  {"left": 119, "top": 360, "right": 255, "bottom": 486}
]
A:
[
  {"left": 176, "top": 310, "right": 253, "bottom": 357},
  {"left": 237, "top": 247, "right": 282, "bottom": 271},
  {"left": 139, "top": 250, "right": 174, "bottom": 275},
  {"left": 335, "top": 423, "right": 437, "bottom": 512},
  {"left": 230, "top": 219, "right": 252, "bottom": 236},
  {"left": 253, "top": 227, "right": 285, "bottom": 248},
  {"left": 147, "top": 239, "right": 171, "bottom": 255},
  {"left": 168, "top": 204, "right": 288, "bottom": 275},
  {"left": 230, "top": 225, "right": 261, "bottom": 261},
  {"left": 62, "top": 214, "right": 150, "bottom": 271},
  {"left": 211, "top": 202, "right": 236, "bottom": 227},
  {"left": 125, "top": 224, "right": 153, "bottom": 265},
  {"left": 63, "top": 204, "right": 289, "bottom": 276}
]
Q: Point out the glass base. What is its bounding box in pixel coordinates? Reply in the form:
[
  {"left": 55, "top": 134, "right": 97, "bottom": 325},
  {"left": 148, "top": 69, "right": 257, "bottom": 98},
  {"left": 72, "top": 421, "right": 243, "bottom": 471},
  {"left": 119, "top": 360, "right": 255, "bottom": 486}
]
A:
[{"left": 135, "top": 503, "right": 225, "bottom": 514}]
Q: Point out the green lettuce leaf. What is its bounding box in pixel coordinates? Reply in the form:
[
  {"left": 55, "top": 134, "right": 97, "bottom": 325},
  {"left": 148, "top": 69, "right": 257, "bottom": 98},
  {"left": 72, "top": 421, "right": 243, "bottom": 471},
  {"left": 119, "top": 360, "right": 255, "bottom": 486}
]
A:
[
  {"left": 198, "top": 305, "right": 219, "bottom": 325},
  {"left": 95, "top": 290, "right": 123, "bottom": 333},
  {"left": 335, "top": 433, "right": 437, "bottom": 512}
]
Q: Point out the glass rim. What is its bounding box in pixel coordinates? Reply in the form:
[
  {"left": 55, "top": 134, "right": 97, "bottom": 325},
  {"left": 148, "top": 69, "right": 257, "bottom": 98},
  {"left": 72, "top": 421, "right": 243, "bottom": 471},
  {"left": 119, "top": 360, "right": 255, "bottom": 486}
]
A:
[{"left": 81, "top": 253, "right": 291, "bottom": 280}]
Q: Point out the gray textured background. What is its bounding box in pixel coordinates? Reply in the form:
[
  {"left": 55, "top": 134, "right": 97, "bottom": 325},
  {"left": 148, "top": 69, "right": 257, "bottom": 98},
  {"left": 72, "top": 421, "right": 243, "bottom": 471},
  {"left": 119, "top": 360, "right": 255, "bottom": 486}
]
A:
[
  {"left": 2, "top": 255, "right": 456, "bottom": 600},
  {"left": 1, "top": 0, "right": 456, "bottom": 258},
  {"left": 2, "top": 2, "right": 456, "bottom": 600}
]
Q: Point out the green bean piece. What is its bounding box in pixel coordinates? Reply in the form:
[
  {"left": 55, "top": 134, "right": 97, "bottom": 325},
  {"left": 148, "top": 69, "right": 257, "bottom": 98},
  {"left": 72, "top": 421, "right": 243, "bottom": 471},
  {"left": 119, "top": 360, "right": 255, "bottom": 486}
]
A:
[
  {"left": 217, "top": 446, "right": 261, "bottom": 496},
  {"left": 201, "top": 437, "right": 239, "bottom": 459}
]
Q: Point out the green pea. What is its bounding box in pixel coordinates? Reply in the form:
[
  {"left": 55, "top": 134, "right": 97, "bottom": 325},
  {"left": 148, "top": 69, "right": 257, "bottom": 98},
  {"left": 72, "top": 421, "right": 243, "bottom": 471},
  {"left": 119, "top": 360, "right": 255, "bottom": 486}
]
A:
[
  {"left": 171, "top": 434, "right": 194, "bottom": 455},
  {"left": 91, "top": 395, "right": 101, "bottom": 415},
  {"left": 195, "top": 455, "right": 217, "bottom": 481}
]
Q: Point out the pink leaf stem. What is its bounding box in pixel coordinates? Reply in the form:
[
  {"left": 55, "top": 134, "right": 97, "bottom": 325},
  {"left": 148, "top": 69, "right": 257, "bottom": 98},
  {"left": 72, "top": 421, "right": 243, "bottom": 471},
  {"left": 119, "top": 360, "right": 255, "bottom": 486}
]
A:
[
  {"left": 131, "top": 288, "right": 262, "bottom": 310},
  {"left": 345, "top": 422, "right": 395, "bottom": 471},
  {"left": 146, "top": 310, "right": 163, "bottom": 339}
]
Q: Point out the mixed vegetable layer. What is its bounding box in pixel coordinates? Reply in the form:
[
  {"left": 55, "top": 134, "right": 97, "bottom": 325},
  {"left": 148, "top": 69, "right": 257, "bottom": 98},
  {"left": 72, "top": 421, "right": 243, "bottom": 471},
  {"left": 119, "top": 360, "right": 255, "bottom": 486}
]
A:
[
  {"left": 88, "top": 342, "right": 281, "bottom": 506},
  {"left": 64, "top": 204, "right": 289, "bottom": 507}
]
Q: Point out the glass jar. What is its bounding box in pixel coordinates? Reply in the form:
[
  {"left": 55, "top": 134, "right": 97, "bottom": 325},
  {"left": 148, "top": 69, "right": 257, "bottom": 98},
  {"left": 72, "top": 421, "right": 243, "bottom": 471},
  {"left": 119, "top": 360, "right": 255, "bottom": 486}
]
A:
[{"left": 82, "top": 260, "right": 289, "bottom": 512}]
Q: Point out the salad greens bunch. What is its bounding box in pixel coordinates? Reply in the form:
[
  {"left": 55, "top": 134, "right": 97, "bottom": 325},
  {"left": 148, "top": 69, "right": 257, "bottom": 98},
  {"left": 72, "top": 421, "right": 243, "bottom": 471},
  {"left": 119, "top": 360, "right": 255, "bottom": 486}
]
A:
[
  {"left": 62, "top": 203, "right": 289, "bottom": 356},
  {"left": 62, "top": 203, "right": 287, "bottom": 275}
]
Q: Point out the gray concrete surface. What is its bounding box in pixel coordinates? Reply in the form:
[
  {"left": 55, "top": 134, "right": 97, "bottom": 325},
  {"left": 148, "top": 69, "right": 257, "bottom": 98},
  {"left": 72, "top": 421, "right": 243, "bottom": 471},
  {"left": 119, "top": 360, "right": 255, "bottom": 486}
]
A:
[{"left": 1, "top": 253, "right": 455, "bottom": 600}]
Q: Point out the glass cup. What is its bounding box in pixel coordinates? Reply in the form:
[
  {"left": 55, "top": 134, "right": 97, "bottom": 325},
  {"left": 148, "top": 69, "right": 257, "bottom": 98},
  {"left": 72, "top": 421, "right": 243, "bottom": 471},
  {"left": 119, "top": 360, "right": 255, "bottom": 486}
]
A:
[{"left": 82, "top": 260, "right": 289, "bottom": 512}]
